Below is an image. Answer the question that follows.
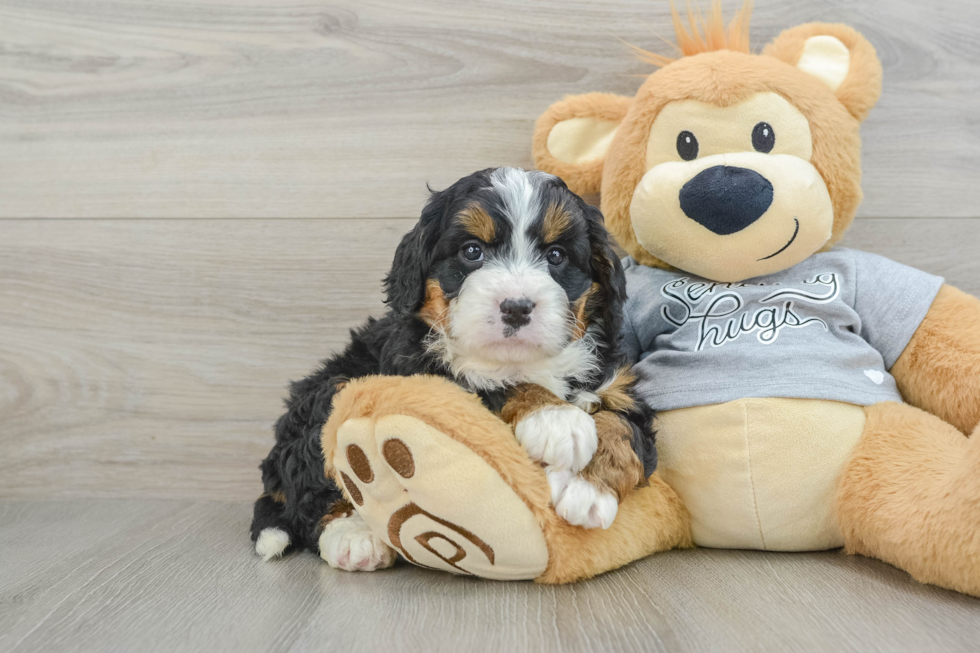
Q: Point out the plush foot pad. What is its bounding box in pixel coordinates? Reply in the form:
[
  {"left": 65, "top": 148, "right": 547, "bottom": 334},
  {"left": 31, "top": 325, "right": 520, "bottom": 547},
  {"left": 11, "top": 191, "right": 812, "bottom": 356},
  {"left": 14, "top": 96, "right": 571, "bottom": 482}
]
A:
[
  {"left": 546, "top": 469, "right": 618, "bottom": 529},
  {"left": 255, "top": 527, "right": 291, "bottom": 561},
  {"left": 333, "top": 415, "right": 551, "bottom": 580},
  {"left": 318, "top": 514, "right": 397, "bottom": 572}
]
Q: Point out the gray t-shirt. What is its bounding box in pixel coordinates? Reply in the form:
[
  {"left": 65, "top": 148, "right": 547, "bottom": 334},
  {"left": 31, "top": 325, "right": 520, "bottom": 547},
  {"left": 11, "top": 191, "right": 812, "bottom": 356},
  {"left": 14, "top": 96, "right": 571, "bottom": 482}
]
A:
[{"left": 621, "top": 248, "right": 944, "bottom": 411}]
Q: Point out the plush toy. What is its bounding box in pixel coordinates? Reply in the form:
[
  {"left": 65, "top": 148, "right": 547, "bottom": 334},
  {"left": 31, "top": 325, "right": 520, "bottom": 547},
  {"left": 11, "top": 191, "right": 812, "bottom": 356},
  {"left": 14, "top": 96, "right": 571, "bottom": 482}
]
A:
[
  {"left": 531, "top": 1, "right": 980, "bottom": 595},
  {"left": 321, "top": 375, "right": 689, "bottom": 583}
]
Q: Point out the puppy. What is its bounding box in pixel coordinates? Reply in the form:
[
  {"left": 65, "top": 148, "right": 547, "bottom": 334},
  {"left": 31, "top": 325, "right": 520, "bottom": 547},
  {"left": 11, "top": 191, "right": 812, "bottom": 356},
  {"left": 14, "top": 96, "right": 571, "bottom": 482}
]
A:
[{"left": 251, "top": 167, "right": 655, "bottom": 571}]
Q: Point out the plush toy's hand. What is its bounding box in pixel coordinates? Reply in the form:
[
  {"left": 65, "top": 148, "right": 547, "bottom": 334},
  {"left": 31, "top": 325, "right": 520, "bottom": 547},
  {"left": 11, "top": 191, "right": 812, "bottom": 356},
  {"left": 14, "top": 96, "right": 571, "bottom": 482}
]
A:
[
  {"left": 892, "top": 284, "right": 980, "bottom": 434},
  {"left": 545, "top": 468, "right": 618, "bottom": 529},
  {"left": 514, "top": 405, "right": 598, "bottom": 473}
]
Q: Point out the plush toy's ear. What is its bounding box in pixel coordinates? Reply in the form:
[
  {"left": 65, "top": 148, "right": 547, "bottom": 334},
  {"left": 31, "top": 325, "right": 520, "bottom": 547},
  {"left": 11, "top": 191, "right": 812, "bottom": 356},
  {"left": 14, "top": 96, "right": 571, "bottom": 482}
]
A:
[
  {"left": 533, "top": 93, "right": 633, "bottom": 195},
  {"left": 763, "top": 23, "right": 882, "bottom": 122}
]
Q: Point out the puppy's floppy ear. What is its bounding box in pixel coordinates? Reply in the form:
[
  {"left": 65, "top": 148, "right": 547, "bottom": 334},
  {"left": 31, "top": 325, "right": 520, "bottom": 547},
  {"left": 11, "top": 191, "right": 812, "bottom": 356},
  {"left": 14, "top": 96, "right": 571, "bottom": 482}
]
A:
[
  {"left": 533, "top": 93, "right": 632, "bottom": 196},
  {"left": 763, "top": 23, "right": 882, "bottom": 122},
  {"left": 384, "top": 187, "right": 447, "bottom": 314},
  {"left": 581, "top": 201, "right": 627, "bottom": 345}
]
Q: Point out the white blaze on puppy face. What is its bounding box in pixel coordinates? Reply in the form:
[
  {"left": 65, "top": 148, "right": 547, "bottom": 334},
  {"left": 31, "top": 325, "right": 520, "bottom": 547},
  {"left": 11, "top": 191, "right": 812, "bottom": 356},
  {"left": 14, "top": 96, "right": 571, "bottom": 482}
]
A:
[{"left": 491, "top": 166, "right": 547, "bottom": 265}]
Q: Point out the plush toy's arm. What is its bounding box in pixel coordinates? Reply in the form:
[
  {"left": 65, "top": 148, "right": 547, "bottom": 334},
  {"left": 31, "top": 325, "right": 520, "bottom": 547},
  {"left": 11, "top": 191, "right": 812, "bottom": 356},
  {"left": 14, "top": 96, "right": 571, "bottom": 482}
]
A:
[{"left": 891, "top": 284, "right": 980, "bottom": 434}]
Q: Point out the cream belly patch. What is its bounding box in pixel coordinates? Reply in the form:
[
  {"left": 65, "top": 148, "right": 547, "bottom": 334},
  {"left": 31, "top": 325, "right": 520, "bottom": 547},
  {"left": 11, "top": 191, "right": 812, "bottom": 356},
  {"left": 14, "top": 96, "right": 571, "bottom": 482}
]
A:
[{"left": 655, "top": 397, "right": 866, "bottom": 551}]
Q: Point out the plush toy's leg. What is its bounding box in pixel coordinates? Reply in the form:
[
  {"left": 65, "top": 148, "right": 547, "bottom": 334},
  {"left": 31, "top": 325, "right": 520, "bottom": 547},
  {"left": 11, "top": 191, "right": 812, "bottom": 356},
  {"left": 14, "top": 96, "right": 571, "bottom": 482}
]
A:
[
  {"left": 836, "top": 402, "right": 980, "bottom": 596},
  {"left": 323, "top": 375, "right": 692, "bottom": 583},
  {"left": 535, "top": 472, "right": 693, "bottom": 584},
  {"left": 324, "top": 375, "right": 555, "bottom": 580}
]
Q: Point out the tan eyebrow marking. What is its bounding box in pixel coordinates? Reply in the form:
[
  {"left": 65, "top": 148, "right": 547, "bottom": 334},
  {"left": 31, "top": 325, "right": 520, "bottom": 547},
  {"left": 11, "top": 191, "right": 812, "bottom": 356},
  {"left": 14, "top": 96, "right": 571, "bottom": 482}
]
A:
[
  {"left": 543, "top": 202, "right": 573, "bottom": 243},
  {"left": 458, "top": 204, "right": 496, "bottom": 242}
]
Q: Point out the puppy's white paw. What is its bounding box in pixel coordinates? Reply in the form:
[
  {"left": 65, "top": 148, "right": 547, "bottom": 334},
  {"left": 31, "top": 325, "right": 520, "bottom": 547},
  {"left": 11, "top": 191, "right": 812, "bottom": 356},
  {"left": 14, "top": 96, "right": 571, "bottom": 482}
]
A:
[
  {"left": 255, "top": 527, "right": 291, "bottom": 561},
  {"left": 319, "top": 515, "right": 397, "bottom": 572},
  {"left": 515, "top": 405, "right": 597, "bottom": 472},
  {"left": 546, "top": 468, "right": 618, "bottom": 530}
]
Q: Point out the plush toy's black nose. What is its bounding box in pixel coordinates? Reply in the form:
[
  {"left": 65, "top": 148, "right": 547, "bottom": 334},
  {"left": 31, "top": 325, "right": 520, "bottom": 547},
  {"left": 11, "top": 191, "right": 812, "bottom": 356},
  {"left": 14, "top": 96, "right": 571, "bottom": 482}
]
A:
[
  {"left": 500, "top": 298, "right": 535, "bottom": 329},
  {"left": 679, "top": 165, "right": 774, "bottom": 235}
]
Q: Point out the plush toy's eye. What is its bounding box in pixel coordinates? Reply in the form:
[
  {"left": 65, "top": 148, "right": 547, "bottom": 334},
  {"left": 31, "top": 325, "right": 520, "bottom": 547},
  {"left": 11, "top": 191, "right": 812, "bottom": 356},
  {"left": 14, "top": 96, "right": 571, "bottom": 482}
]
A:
[
  {"left": 460, "top": 242, "right": 484, "bottom": 263},
  {"left": 752, "top": 122, "right": 775, "bottom": 153},
  {"left": 676, "top": 131, "right": 699, "bottom": 160},
  {"left": 546, "top": 247, "right": 565, "bottom": 266}
]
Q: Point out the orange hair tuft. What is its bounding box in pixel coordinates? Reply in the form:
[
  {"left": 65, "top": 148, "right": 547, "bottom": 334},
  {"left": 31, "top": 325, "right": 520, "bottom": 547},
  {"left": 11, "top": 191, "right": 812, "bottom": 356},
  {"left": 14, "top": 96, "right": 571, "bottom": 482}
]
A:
[{"left": 630, "top": 0, "right": 753, "bottom": 67}]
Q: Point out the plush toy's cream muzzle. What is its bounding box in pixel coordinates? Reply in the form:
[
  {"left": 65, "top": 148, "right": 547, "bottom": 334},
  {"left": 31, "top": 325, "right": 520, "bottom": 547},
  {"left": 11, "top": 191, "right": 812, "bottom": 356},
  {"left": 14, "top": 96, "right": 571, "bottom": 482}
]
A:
[{"left": 630, "top": 151, "right": 833, "bottom": 282}]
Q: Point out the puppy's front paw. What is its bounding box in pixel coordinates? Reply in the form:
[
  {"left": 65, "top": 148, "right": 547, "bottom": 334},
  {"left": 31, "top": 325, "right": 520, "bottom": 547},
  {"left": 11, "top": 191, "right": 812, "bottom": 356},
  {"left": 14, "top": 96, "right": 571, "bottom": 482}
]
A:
[
  {"left": 546, "top": 468, "right": 618, "bottom": 529},
  {"left": 515, "top": 405, "right": 597, "bottom": 472},
  {"left": 319, "top": 515, "right": 397, "bottom": 572}
]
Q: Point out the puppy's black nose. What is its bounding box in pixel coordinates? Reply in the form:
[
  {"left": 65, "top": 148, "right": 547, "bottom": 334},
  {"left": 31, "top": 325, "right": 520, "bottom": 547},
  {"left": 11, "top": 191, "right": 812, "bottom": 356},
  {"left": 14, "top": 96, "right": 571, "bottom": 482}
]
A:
[
  {"left": 500, "top": 298, "right": 535, "bottom": 329},
  {"left": 679, "top": 165, "right": 774, "bottom": 235}
]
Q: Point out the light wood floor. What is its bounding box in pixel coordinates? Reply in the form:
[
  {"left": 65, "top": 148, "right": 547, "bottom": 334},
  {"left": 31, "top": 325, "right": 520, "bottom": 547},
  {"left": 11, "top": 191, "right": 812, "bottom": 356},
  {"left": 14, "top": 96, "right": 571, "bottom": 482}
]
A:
[
  {"left": 3, "top": 499, "right": 980, "bottom": 653},
  {"left": 2, "top": 1, "right": 980, "bottom": 651}
]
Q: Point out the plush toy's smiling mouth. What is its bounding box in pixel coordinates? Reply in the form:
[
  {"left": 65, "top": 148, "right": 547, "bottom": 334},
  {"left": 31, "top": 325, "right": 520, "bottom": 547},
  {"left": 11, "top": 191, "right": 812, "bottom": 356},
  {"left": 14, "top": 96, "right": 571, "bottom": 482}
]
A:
[{"left": 758, "top": 217, "right": 800, "bottom": 261}]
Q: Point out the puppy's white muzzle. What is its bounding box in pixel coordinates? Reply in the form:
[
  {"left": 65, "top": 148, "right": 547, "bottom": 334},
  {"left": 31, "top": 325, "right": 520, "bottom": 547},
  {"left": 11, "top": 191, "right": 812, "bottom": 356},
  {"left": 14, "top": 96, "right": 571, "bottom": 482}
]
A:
[{"left": 449, "top": 261, "right": 570, "bottom": 362}]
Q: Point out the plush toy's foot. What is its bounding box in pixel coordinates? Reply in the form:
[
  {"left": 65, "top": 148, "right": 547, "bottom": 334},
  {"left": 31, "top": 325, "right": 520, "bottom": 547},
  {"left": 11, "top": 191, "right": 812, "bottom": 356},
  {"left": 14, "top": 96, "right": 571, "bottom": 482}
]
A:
[
  {"left": 318, "top": 513, "right": 397, "bottom": 572},
  {"left": 325, "top": 380, "right": 552, "bottom": 580},
  {"left": 837, "top": 402, "right": 980, "bottom": 596},
  {"left": 322, "top": 375, "right": 693, "bottom": 584}
]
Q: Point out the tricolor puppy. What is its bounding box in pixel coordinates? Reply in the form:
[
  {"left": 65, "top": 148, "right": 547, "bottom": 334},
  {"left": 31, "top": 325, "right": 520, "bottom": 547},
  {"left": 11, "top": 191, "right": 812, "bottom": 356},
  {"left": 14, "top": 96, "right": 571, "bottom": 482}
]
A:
[{"left": 251, "top": 167, "right": 655, "bottom": 572}]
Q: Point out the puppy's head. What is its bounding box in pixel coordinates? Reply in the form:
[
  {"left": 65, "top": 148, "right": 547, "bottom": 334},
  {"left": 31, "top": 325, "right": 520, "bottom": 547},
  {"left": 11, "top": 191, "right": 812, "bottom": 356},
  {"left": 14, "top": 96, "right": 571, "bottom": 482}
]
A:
[{"left": 384, "top": 167, "right": 625, "bottom": 368}]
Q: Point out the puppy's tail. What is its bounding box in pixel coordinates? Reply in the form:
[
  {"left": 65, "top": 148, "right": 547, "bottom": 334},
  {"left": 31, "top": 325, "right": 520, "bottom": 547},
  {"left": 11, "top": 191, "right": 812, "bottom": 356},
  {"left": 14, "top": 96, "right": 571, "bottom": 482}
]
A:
[{"left": 250, "top": 494, "right": 296, "bottom": 561}]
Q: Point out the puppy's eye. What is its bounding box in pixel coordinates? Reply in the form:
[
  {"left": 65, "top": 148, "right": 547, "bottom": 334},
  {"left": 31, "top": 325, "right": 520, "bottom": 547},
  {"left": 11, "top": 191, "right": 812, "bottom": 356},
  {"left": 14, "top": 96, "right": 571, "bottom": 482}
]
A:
[
  {"left": 676, "top": 131, "right": 698, "bottom": 161},
  {"left": 752, "top": 122, "right": 775, "bottom": 153},
  {"left": 546, "top": 247, "right": 565, "bottom": 266},
  {"left": 460, "top": 242, "right": 484, "bottom": 263}
]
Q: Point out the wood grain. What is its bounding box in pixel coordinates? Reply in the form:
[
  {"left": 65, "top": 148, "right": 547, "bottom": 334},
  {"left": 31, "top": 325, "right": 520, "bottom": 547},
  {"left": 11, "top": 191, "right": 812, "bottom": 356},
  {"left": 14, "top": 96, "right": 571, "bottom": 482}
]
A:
[
  {"left": 3, "top": 2, "right": 979, "bottom": 645},
  {"left": 0, "top": 217, "right": 977, "bottom": 501},
  {"left": 1, "top": 499, "right": 979, "bottom": 653},
  {"left": 1, "top": 0, "right": 979, "bottom": 219},
  {"left": 0, "top": 218, "right": 401, "bottom": 501}
]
